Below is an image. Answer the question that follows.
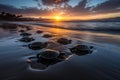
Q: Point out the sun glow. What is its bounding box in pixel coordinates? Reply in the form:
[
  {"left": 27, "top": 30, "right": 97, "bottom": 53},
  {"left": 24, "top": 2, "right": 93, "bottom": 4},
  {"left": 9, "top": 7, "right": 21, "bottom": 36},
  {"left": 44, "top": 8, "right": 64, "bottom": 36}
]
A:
[
  {"left": 30, "top": 12, "right": 120, "bottom": 21},
  {"left": 54, "top": 15, "right": 63, "bottom": 21}
]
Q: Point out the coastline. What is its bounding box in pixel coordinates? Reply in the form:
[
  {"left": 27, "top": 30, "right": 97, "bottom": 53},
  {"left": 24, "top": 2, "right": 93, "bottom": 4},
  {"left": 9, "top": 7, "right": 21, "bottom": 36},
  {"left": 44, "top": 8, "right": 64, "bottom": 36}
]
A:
[{"left": 0, "top": 22, "right": 120, "bottom": 80}]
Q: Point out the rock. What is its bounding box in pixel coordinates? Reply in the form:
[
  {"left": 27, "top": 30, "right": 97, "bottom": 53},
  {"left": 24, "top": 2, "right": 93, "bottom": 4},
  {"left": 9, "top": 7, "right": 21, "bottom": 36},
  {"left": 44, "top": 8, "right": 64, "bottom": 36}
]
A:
[
  {"left": 19, "top": 37, "right": 35, "bottom": 42},
  {"left": 26, "top": 26, "right": 32, "bottom": 31},
  {"left": 57, "top": 52, "right": 67, "bottom": 60},
  {"left": 28, "top": 50, "right": 61, "bottom": 70},
  {"left": 57, "top": 38, "right": 72, "bottom": 45},
  {"left": 42, "top": 34, "right": 53, "bottom": 38},
  {"left": 28, "top": 42, "right": 48, "bottom": 50},
  {"left": 36, "top": 30, "right": 43, "bottom": 34},
  {"left": 37, "top": 49, "right": 69, "bottom": 61},
  {"left": 28, "top": 50, "right": 72, "bottom": 70},
  {"left": 69, "top": 45, "right": 94, "bottom": 55},
  {"left": 19, "top": 30, "right": 25, "bottom": 32},
  {"left": 37, "top": 49, "right": 60, "bottom": 60},
  {"left": 20, "top": 32, "right": 32, "bottom": 36}
]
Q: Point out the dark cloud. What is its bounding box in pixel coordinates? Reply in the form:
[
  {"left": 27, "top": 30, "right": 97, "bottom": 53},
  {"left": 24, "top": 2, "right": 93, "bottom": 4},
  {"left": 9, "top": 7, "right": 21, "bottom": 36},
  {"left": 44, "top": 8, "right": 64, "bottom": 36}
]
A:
[
  {"left": 33, "top": 0, "right": 70, "bottom": 8},
  {"left": 67, "top": 0, "right": 120, "bottom": 15},
  {"left": 93, "top": 0, "right": 120, "bottom": 13},
  {"left": 41, "top": 0, "right": 70, "bottom": 6},
  {"left": 0, "top": 4, "right": 48, "bottom": 16},
  {"left": 0, "top": 4, "right": 18, "bottom": 13},
  {"left": 0, "top": 0, "right": 120, "bottom": 17},
  {"left": 58, "top": 0, "right": 93, "bottom": 16},
  {"left": 71, "top": 0, "right": 92, "bottom": 15}
]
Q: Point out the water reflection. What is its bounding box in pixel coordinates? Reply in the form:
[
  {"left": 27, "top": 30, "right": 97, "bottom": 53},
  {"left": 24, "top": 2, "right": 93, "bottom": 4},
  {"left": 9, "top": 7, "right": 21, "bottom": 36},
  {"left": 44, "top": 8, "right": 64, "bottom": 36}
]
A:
[
  {"left": 48, "top": 28, "right": 67, "bottom": 36},
  {"left": 0, "top": 23, "right": 32, "bottom": 39}
]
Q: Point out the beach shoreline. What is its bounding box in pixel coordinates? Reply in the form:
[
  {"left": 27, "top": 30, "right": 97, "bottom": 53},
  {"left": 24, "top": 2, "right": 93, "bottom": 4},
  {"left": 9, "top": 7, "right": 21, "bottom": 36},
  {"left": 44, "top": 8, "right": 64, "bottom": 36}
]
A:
[{"left": 0, "top": 22, "right": 120, "bottom": 80}]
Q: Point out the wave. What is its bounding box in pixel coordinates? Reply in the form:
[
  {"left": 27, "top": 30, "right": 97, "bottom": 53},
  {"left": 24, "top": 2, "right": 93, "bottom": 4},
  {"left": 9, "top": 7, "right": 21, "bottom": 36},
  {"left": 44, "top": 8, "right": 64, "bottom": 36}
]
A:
[{"left": 29, "top": 22, "right": 120, "bottom": 32}]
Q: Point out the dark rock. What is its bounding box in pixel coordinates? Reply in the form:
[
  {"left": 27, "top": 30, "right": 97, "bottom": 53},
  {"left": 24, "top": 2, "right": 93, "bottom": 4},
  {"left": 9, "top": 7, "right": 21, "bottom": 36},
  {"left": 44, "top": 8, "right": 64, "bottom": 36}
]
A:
[
  {"left": 57, "top": 38, "right": 72, "bottom": 45},
  {"left": 57, "top": 52, "right": 67, "bottom": 60},
  {"left": 26, "top": 27, "right": 32, "bottom": 31},
  {"left": 20, "top": 32, "right": 32, "bottom": 36},
  {"left": 19, "top": 37, "right": 35, "bottom": 42},
  {"left": 42, "top": 34, "right": 53, "bottom": 38},
  {"left": 36, "top": 30, "right": 43, "bottom": 34},
  {"left": 37, "top": 49, "right": 60, "bottom": 60},
  {"left": 37, "top": 50, "right": 69, "bottom": 61},
  {"left": 28, "top": 42, "right": 47, "bottom": 50},
  {"left": 70, "top": 45, "right": 94, "bottom": 55},
  {"left": 19, "top": 30, "right": 25, "bottom": 32},
  {"left": 28, "top": 50, "right": 72, "bottom": 70}
]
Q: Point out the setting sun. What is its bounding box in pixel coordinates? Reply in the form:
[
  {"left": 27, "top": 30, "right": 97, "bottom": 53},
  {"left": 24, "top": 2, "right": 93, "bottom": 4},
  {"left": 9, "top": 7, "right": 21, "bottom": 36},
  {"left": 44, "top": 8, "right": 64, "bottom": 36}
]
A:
[{"left": 54, "top": 16, "right": 63, "bottom": 21}]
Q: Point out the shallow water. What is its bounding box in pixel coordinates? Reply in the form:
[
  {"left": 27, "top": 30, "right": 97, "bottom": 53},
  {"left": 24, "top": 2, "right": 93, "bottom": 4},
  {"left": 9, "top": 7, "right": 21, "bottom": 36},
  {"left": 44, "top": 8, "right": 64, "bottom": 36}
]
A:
[
  {"left": 0, "top": 22, "right": 120, "bottom": 80},
  {"left": 21, "top": 21, "right": 120, "bottom": 34}
]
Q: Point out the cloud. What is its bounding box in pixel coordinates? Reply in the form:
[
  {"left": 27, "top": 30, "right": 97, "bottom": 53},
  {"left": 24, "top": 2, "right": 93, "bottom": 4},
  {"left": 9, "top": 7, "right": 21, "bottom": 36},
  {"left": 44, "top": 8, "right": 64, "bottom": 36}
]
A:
[
  {"left": 41, "top": 0, "right": 70, "bottom": 6},
  {"left": 33, "top": 0, "right": 70, "bottom": 8},
  {"left": 0, "top": 0, "right": 120, "bottom": 17},
  {"left": 67, "top": 0, "right": 120, "bottom": 15},
  {"left": 0, "top": 4, "right": 18, "bottom": 13},
  {"left": 71, "top": 0, "right": 92, "bottom": 15},
  {"left": 92, "top": 0, "right": 120, "bottom": 13},
  {"left": 0, "top": 4, "right": 48, "bottom": 16}
]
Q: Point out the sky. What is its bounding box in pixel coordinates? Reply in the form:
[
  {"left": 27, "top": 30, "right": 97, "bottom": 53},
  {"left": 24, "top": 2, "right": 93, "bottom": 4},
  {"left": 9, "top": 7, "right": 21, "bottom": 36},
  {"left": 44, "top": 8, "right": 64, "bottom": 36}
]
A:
[
  {"left": 0, "top": 0, "right": 101, "bottom": 8},
  {"left": 0, "top": 0, "right": 106, "bottom": 8},
  {"left": 0, "top": 0, "right": 120, "bottom": 20}
]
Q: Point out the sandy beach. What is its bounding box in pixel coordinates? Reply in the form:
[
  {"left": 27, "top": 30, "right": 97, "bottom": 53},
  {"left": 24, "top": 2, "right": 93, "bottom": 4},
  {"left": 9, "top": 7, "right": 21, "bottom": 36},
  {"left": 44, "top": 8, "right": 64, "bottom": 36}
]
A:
[{"left": 0, "top": 22, "right": 120, "bottom": 80}]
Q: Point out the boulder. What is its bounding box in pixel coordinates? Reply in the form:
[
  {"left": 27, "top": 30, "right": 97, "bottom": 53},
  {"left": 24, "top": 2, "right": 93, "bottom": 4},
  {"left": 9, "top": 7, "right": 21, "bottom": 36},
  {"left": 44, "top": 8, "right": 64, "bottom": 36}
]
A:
[
  {"left": 20, "top": 32, "right": 32, "bottom": 36},
  {"left": 19, "top": 37, "right": 34, "bottom": 42},
  {"left": 19, "top": 30, "right": 25, "bottom": 32},
  {"left": 36, "top": 30, "right": 43, "bottom": 34},
  {"left": 28, "top": 42, "right": 48, "bottom": 50},
  {"left": 42, "top": 34, "right": 53, "bottom": 38},
  {"left": 70, "top": 45, "right": 94, "bottom": 55},
  {"left": 37, "top": 49, "right": 60, "bottom": 60},
  {"left": 57, "top": 38, "right": 72, "bottom": 45}
]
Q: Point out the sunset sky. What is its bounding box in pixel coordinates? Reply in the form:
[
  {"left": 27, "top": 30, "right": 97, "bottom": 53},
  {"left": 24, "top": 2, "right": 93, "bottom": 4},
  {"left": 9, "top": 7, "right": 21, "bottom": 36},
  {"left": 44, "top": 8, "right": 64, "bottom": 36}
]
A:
[{"left": 0, "top": 0, "right": 120, "bottom": 20}]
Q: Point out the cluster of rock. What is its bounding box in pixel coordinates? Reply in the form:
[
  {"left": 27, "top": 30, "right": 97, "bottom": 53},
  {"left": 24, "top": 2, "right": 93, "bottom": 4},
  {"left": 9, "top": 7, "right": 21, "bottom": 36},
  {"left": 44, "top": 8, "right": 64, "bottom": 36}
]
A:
[
  {"left": 16, "top": 25, "right": 95, "bottom": 70},
  {"left": 27, "top": 38, "right": 94, "bottom": 70}
]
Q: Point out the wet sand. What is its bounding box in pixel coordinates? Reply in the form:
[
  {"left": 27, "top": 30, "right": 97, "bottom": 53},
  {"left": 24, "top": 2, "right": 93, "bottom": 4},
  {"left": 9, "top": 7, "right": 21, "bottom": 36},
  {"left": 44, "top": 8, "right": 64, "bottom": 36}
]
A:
[{"left": 0, "top": 22, "right": 120, "bottom": 80}]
